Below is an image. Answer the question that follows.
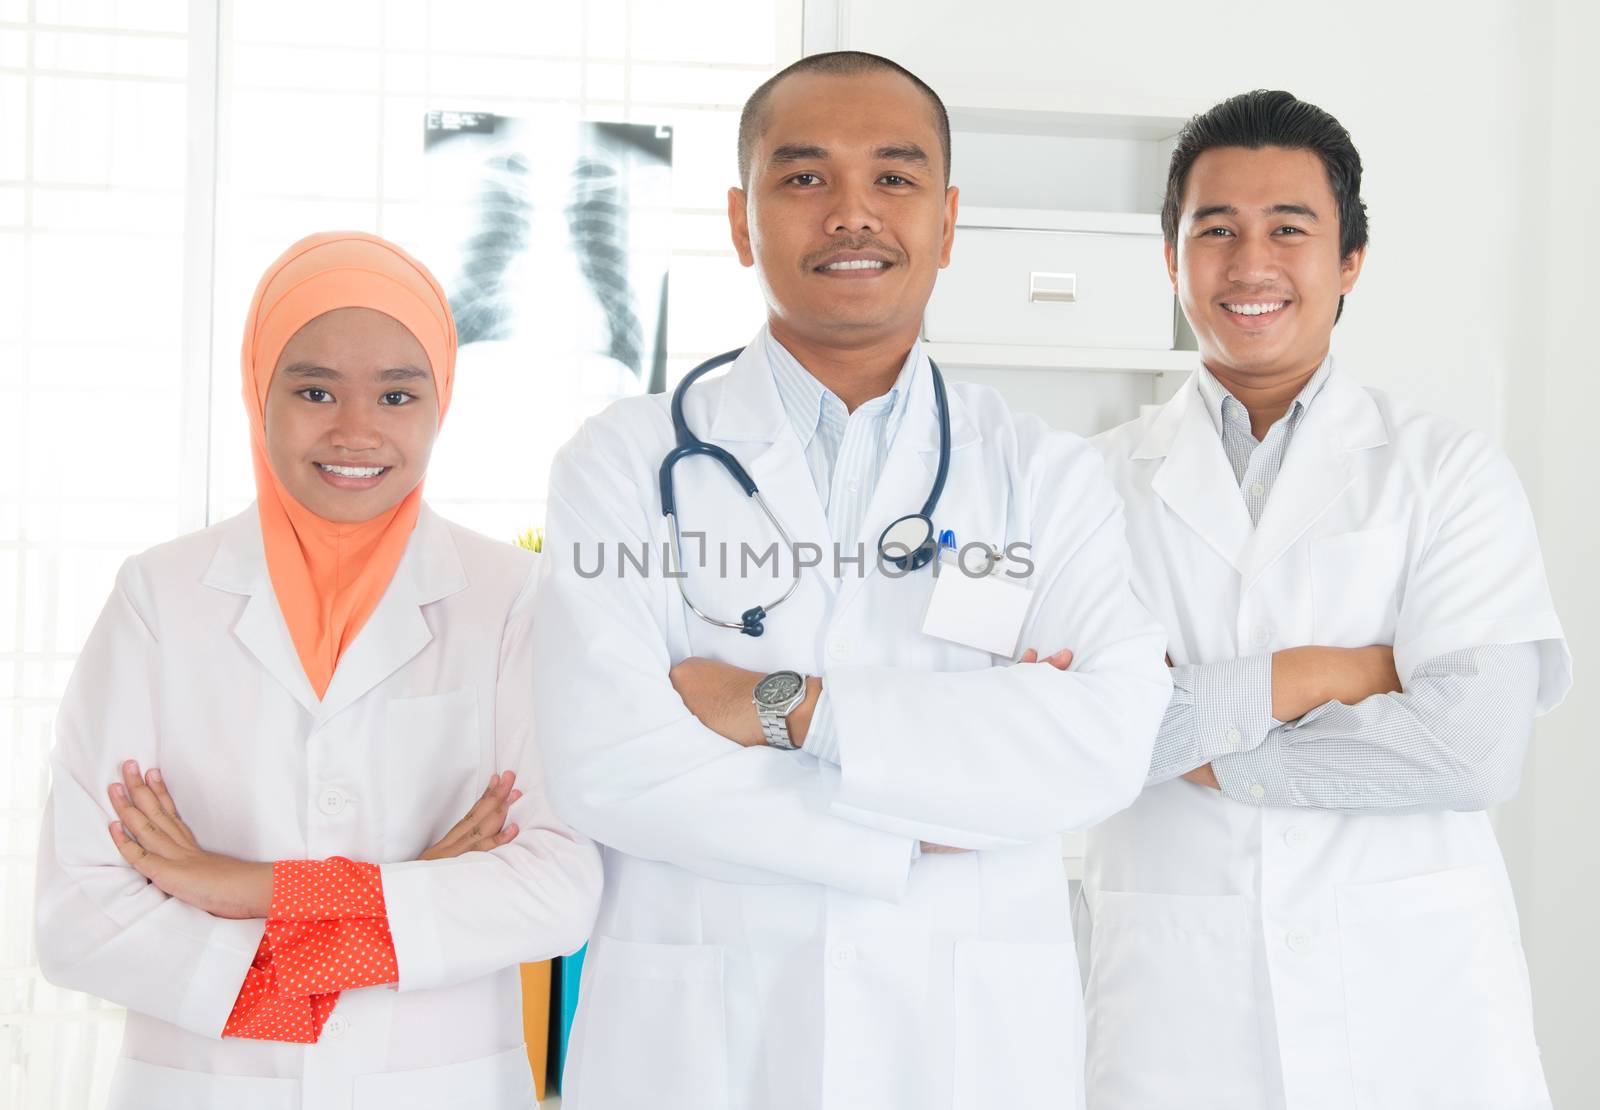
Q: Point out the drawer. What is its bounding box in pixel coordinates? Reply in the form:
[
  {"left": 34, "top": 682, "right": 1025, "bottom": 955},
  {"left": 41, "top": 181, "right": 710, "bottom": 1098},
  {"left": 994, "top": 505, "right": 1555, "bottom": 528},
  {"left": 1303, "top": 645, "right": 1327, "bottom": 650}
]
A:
[{"left": 925, "top": 225, "right": 1175, "bottom": 350}]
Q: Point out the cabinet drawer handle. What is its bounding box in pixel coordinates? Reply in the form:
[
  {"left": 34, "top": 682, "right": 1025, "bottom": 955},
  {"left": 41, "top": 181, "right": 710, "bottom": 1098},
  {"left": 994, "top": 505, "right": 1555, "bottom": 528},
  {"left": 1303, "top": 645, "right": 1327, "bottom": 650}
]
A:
[{"left": 1029, "top": 271, "right": 1077, "bottom": 303}]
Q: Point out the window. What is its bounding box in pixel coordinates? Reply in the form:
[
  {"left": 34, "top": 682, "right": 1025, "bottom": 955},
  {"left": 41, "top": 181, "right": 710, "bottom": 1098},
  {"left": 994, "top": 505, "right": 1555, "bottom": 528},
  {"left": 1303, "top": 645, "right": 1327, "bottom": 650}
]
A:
[
  {"left": 1, "top": 3, "right": 799, "bottom": 1105},
  {"left": 208, "top": 0, "right": 798, "bottom": 538}
]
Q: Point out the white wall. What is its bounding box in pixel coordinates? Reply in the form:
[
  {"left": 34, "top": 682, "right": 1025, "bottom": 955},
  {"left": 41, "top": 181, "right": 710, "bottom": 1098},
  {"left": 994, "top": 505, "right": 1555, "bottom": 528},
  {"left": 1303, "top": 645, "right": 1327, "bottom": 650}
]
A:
[
  {"left": 840, "top": 0, "right": 1537, "bottom": 434},
  {"left": 819, "top": 0, "right": 1599, "bottom": 1102},
  {"left": 1496, "top": 0, "right": 1600, "bottom": 1103}
]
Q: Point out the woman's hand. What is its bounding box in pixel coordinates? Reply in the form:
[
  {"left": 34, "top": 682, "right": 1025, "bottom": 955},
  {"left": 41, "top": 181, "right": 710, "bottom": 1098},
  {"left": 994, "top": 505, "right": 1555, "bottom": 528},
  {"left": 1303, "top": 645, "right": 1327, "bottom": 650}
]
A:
[
  {"left": 107, "top": 761, "right": 273, "bottom": 919},
  {"left": 418, "top": 771, "right": 523, "bottom": 861}
]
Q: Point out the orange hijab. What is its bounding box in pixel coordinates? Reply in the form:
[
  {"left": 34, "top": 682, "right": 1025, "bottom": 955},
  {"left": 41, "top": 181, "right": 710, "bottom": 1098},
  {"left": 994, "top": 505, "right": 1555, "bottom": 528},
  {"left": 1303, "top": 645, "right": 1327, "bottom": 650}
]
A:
[{"left": 241, "top": 232, "right": 457, "bottom": 699}]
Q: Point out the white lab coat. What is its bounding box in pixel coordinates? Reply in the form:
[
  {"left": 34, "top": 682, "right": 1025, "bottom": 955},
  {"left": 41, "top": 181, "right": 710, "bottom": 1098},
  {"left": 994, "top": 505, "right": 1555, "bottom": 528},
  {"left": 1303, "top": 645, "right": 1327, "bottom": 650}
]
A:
[
  {"left": 34, "top": 505, "right": 602, "bottom": 1110},
  {"left": 532, "top": 338, "right": 1171, "bottom": 1110},
  {"left": 1083, "top": 369, "right": 1571, "bottom": 1110}
]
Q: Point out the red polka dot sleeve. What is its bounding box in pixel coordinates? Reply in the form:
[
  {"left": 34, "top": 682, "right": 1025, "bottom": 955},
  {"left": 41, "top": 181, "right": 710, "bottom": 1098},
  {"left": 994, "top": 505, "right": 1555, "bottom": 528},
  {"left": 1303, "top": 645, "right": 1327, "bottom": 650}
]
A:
[{"left": 221, "top": 857, "right": 399, "bottom": 1043}]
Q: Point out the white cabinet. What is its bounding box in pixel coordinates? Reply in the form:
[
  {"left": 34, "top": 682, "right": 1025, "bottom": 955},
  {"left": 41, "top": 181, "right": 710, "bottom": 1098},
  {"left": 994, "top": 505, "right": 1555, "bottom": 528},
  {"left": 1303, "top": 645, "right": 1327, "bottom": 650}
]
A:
[{"left": 928, "top": 208, "right": 1174, "bottom": 351}]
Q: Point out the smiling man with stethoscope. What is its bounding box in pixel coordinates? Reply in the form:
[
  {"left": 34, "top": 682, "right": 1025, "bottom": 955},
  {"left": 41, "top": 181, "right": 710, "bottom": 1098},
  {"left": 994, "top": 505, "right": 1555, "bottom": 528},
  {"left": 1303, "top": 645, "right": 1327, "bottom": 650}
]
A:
[{"left": 532, "top": 50, "right": 1170, "bottom": 1110}]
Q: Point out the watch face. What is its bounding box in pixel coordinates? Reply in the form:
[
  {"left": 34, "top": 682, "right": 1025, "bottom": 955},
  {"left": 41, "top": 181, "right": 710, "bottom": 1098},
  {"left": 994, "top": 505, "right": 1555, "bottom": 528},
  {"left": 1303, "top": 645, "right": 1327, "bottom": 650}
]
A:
[{"left": 756, "top": 671, "right": 803, "bottom": 707}]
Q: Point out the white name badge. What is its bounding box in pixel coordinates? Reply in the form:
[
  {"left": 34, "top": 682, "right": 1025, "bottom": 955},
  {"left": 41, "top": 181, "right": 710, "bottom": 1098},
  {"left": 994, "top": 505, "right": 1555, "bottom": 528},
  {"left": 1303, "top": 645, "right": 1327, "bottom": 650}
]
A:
[{"left": 919, "top": 551, "right": 1031, "bottom": 657}]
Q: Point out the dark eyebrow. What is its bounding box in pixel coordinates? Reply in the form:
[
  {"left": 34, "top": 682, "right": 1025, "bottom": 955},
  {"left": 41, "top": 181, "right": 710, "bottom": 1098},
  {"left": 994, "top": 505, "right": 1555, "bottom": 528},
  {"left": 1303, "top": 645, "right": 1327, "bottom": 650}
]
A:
[
  {"left": 1268, "top": 203, "right": 1319, "bottom": 220},
  {"left": 378, "top": 366, "right": 430, "bottom": 382},
  {"left": 876, "top": 143, "right": 930, "bottom": 167},
  {"left": 280, "top": 363, "right": 429, "bottom": 382},
  {"left": 768, "top": 143, "right": 828, "bottom": 169},
  {"left": 1191, "top": 203, "right": 1320, "bottom": 221},
  {"left": 282, "top": 363, "right": 342, "bottom": 380}
]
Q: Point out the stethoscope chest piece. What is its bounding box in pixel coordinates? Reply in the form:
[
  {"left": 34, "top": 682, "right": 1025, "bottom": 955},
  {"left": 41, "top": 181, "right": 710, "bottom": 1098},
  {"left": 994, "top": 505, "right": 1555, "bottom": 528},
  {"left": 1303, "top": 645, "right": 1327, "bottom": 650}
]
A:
[{"left": 878, "top": 513, "right": 937, "bottom": 572}]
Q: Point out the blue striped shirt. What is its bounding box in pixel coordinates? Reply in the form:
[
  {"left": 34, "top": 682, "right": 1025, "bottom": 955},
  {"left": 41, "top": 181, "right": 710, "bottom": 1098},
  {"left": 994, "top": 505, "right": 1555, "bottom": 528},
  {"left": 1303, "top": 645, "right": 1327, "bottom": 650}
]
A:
[
  {"left": 764, "top": 328, "right": 920, "bottom": 556},
  {"left": 763, "top": 328, "right": 922, "bottom": 763}
]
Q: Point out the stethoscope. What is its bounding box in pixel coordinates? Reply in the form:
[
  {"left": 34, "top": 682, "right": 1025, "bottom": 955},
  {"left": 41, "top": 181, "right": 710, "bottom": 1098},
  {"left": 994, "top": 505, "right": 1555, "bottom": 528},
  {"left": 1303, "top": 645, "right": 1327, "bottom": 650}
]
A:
[{"left": 660, "top": 347, "right": 951, "bottom": 637}]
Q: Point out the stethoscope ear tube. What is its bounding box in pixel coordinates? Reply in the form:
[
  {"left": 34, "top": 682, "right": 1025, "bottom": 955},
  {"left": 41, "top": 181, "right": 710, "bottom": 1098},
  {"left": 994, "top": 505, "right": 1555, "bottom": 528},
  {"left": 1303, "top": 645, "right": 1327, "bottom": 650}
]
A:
[
  {"left": 919, "top": 358, "right": 951, "bottom": 521},
  {"left": 661, "top": 346, "right": 753, "bottom": 519},
  {"left": 660, "top": 442, "right": 757, "bottom": 516},
  {"left": 670, "top": 347, "right": 743, "bottom": 446}
]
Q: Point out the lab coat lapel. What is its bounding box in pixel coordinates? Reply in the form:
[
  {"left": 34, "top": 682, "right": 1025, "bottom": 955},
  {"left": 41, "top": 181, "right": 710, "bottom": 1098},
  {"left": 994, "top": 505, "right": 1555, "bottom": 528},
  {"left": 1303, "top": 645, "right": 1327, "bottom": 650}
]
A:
[
  {"left": 318, "top": 506, "right": 465, "bottom": 720},
  {"left": 1141, "top": 377, "right": 1254, "bottom": 575},
  {"left": 1237, "top": 370, "right": 1387, "bottom": 587},
  {"left": 201, "top": 507, "right": 464, "bottom": 722},
  {"left": 744, "top": 434, "right": 838, "bottom": 598},
  {"left": 203, "top": 512, "right": 321, "bottom": 715},
  {"left": 706, "top": 340, "right": 835, "bottom": 598}
]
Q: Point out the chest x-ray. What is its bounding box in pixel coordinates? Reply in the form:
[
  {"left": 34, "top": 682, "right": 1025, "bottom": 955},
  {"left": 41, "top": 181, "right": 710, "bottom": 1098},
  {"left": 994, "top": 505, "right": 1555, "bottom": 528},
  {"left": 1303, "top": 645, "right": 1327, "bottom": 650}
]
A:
[{"left": 421, "top": 111, "right": 673, "bottom": 515}]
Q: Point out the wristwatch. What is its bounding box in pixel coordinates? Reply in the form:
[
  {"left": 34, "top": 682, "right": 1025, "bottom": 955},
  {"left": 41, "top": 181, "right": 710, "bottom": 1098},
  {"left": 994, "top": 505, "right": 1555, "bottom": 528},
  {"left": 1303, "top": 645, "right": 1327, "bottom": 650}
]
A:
[{"left": 752, "top": 670, "right": 809, "bottom": 750}]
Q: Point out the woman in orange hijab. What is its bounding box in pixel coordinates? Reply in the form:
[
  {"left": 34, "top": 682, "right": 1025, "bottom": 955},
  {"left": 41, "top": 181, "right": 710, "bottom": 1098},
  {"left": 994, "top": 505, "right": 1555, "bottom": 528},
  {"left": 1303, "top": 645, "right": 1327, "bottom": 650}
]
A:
[{"left": 35, "top": 232, "right": 601, "bottom": 1109}]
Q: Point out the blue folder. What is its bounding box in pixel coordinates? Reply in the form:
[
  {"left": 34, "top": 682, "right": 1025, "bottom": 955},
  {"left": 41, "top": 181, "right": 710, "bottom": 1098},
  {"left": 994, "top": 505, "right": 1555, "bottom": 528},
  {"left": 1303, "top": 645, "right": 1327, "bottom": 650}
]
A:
[{"left": 551, "top": 943, "right": 586, "bottom": 1093}]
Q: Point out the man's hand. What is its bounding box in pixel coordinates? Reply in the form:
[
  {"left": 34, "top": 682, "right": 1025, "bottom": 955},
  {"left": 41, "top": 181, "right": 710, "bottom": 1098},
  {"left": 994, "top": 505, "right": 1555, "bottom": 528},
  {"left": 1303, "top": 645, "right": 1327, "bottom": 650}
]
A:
[
  {"left": 1272, "top": 645, "right": 1401, "bottom": 722},
  {"left": 419, "top": 771, "right": 524, "bottom": 861},
  {"left": 669, "top": 657, "right": 820, "bottom": 748},
  {"left": 1020, "top": 647, "right": 1074, "bottom": 670},
  {"left": 107, "top": 761, "right": 273, "bottom": 919},
  {"left": 1177, "top": 648, "right": 1399, "bottom": 792}
]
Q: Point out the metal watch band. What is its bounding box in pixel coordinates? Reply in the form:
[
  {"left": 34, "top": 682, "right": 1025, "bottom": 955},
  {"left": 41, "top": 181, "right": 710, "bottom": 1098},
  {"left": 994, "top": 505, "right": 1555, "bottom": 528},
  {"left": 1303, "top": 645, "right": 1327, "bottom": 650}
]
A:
[{"left": 759, "top": 712, "right": 796, "bottom": 749}]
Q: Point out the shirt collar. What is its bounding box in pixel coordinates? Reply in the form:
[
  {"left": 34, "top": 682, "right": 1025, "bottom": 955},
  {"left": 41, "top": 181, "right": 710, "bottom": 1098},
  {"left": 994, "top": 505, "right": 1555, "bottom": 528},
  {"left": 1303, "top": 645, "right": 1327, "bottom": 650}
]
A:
[
  {"left": 1195, "top": 355, "right": 1335, "bottom": 442},
  {"left": 764, "top": 326, "right": 919, "bottom": 450}
]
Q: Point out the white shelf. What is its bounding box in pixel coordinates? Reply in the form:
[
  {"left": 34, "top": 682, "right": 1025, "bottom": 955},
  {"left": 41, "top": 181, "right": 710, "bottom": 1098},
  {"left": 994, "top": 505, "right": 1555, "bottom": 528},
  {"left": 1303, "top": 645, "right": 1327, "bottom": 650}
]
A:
[
  {"left": 947, "top": 104, "right": 1190, "bottom": 141},
  {"left": 926, "top": 341, "right": 1196, "bottom": 375},
  {"left": 956, "top": 206, "right": 1160, "bottom": 236}
]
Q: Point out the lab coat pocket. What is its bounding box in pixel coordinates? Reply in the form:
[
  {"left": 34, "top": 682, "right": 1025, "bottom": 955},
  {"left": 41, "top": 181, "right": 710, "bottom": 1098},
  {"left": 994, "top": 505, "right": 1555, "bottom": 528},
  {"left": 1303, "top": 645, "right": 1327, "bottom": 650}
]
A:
[
  {"left": 1336, "top": 866, "right": 1548, "bottom": 1110},
  {"left": 952, "top": 939, "right": 1082, "bottom": 1110},
  {"left": 1310, "top": 525, "right": 1407, "bottom": 646},
  {"left": 568, "top": 935, "right": 729, "bottom": 1109},
  {"left": 107, "top": 1058, "right": 295, "bottom": 1110},
  {"left": 353, "top": 1043, "right": 536, "bottom": 1109},
  {"left": 384, "top": 687, "right": 480, "bottom": 859},
  {"left": 1084, "top": 891, "right": 1269, "bottom": 1110}
]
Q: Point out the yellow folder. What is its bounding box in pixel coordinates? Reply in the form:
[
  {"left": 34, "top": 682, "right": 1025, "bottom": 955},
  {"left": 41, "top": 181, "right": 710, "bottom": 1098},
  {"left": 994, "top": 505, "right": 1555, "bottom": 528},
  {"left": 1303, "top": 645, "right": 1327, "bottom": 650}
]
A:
[{"left": 520, "top": 961, "right": 552, "bottom": 1101}]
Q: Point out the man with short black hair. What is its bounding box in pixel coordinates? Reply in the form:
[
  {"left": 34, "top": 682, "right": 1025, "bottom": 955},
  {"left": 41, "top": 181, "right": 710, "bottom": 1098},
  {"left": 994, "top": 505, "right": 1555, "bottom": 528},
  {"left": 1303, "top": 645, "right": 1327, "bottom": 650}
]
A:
[
  {"left": 1083, "top": 89, "right": 1570, "bottom": 1109},
  {"left": 536, "top": 51, "right": 1170, "bottom": 1110}
]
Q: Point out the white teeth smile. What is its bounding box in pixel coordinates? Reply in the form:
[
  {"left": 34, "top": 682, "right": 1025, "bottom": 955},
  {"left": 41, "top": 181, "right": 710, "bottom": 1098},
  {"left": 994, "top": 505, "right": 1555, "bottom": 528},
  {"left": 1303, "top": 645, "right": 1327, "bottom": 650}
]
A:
[
  {"left": 1223, "top": 301, "right": 1287, "bottom": 316},
  {"left": 318, "top": 463, "right": 386, "bottom": 478},
  {"left": 821, "top": 259, "right": 888, "bottom": 270}
]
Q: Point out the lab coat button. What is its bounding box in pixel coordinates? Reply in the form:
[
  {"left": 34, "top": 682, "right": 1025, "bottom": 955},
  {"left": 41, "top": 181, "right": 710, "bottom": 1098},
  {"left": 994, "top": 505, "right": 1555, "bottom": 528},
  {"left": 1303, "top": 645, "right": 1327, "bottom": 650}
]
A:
[
  {"left": 1284, "top": 826, "right": 1310, "bottom": 848},
  {"left": 318, "top": 788, "right": 349, "bottom": 815},
  {"left": 1252, "top": 625, "right": 1272, "bottom": 647},
  {"left": 1225, "top": 727, "right": 1243, "bottom": 750},
  {"left": 828, "top": 640, "right": 851, "bottom": 661},
  {"left": 829, "top": 944, "right": 856, "bottom": 969},
  {"left": 1248, "top": 783, "right": 1266, "bottom": 800},
  {"left": 1286, "top": 929, "right": 1312, "bottom": 954},
  {"left": 325, "top": 1015, "right": 349, "bottom": 1038}
]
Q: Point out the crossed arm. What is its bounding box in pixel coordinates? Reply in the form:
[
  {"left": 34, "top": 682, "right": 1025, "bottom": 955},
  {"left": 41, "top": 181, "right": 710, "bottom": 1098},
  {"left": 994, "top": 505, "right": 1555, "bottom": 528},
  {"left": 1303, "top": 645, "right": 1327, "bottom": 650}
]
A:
[
  {"left": 1160, "top": 645, "right": 1401, "bottom": 789},
  {"left": 96, "top": 758, "right": 521, "bottom": 1041},
  {"left": 105, "top": 760, "right": 521, "bottom": 920},
  {"left": 666, "top": 647, "right": 1076, "bottom": 854},
  {"left": 1156, "top": 642, "right": 1539, "bottom": 812},
  {"left": 534, "top": 421, "right": 1167, "bottom": 890},
  {"left": 36, "top": 561, "right": 600, "bottom": 1043}
]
